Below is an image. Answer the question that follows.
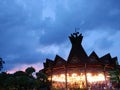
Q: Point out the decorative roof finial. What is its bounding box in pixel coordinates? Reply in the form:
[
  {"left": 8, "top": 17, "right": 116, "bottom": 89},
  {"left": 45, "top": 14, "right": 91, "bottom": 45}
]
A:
[{"left": 73, "top": 27, "right": 80, "bottom": 37}]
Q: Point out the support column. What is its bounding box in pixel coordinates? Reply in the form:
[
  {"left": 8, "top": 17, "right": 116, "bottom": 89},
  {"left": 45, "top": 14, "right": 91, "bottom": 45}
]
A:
[
  {"left": 50, "top": 68, "right": 53, "bottom": 89},
  {"left": 103, "top": 65, "right": 107, "bottom": 87},
  {"left": 84, "top": 64, "right": 88, "bottom": 89},
  {"left": 65, "top": 66, "right": 67, "bottom": 90}
]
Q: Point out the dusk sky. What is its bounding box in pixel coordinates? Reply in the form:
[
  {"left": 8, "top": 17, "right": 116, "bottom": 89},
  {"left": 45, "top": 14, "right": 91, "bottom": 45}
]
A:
[{"left": 0, "top": 0, "right": 120, "bottom": 73}]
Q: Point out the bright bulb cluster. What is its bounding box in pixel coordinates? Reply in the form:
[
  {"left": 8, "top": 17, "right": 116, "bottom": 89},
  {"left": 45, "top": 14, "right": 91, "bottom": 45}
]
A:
[{"left": 51, "top": 73, "right": 105, "bottom": 83}]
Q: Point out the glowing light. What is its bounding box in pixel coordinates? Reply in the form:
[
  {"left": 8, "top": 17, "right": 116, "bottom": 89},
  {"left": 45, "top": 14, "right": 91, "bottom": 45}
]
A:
[
  {"left": 51, "top": 72, "right": 106, "bottom": 89},
  {"left": 87, "top": 73, "right": 105, "bottom": 83},
  {"left": 51, "top": 73, "right": 105, "bottom": 83},
  {"left": 67, "top": 73, "right": 85, "bottom": 83},
  {"left": 52, "top": 73, "right": 85, "bottom": 83},
  {"left": 52, "top": 74, "right": 65, "bottom": 82}
]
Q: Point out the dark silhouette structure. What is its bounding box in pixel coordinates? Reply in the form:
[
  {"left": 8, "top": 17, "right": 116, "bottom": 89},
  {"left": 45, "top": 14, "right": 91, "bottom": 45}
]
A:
[{"left": 42, "top": 32, "right": 120, "bottom": 89}]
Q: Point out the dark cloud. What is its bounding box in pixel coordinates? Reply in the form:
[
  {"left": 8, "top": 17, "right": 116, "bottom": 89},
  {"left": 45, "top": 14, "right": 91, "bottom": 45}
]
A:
[
  {"left": 0, "top": 0, "right": 120, "bottom": 72},
  {"left": 96, "top": 38, "right": 113, "bottom": 50},
  {"left": 39, "top": 0, "right": 120, "bottom": 45},
  {"left": 0, "top": 1, "right": 28, "bottom": 30}
]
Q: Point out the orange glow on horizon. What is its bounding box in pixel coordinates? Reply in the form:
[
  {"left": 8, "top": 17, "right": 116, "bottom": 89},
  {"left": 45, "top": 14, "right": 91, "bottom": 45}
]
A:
[{"left": 7, "top": 63, "right": 43, "bottom": 74}]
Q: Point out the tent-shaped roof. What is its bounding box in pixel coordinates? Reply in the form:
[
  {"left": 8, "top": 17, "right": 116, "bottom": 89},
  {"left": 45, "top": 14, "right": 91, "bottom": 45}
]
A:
[
  {"left": 43, "top": 31, "right": 119, "bottom": 69},
  {"left": 67, "top": 32, "right": 88, "bottom": 64},
  {"left": 54, "top": 55, "right": 66, "bottom": 67}
]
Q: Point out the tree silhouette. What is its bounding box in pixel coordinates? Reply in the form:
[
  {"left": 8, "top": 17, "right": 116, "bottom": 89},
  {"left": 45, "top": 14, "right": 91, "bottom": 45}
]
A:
[
  {"left": 0, "top": 58, "right": 5, "bottom": 71},
  {"left": 13, "top": 70, "right": 36, "bottom": 90},
  {"left": 25, "top": 66, "right": 35, "bottom": 77},
  {"left": 0, "top": 72, "right": 8, "bottom": 90},
  {"left": 0, "top": 66, "right": 49, "bottom": 90},
  {"left": 36, "top": 71, "right": 49, "bottom": 89}
]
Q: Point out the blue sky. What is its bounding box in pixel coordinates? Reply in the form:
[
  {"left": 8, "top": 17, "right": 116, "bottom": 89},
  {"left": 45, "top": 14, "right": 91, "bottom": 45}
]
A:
[{"left": 0, "top": 0, "right": 120, "bottom": 73}]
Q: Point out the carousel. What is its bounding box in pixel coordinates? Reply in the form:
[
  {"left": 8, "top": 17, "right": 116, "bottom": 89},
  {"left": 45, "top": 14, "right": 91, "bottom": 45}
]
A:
[{"left": 42, "top": 31, "right": 120, "bottom": 90}]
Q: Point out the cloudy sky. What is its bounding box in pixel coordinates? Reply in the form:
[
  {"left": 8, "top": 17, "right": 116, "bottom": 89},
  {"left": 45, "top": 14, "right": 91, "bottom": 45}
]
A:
[{"left": 0, "top": 0, "right": 120, "bottom": 73}]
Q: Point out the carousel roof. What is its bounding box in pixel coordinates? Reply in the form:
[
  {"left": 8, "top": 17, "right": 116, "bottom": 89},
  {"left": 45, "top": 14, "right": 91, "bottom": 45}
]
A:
[{"left": 43, "top": 32, "right": 119, "bottom": 69}]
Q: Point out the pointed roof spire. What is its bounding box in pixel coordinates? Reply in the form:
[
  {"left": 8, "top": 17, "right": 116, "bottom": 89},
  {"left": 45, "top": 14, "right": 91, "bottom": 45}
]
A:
[
  {"left": 67, "top": 31, "right": 88, "bottom": 64},
  {"left": 89, "top": 51, "right": 99, "bottom": 59},
  {"left": 69, "top": 30, "right": 83, "bottom": 45}
]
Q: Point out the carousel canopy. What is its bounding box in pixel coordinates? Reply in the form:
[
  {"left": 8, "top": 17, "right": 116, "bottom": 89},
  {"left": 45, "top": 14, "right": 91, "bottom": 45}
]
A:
[{"left": 43, "top": 32, "right": 119, "bottom": 69}]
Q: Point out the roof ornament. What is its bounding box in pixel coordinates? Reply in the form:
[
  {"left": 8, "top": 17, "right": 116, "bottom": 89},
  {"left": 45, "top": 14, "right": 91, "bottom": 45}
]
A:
[{"left": 73, "top": 27, "right": 80, "bottom": 37}]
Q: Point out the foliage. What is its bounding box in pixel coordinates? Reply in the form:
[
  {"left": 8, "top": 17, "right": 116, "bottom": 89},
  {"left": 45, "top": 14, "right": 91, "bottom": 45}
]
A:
[
  {"left": 0, "top": 58, "right": 5, "bottom": 71},
  {"left": 25, "top": 66, "right": 35, "bottom": 76},
  {"left": 0, "top": 67, "right": 49, "bottom": 90},
  {"left": 36, "top": 71, "right": 49, "bottom": 89}
]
